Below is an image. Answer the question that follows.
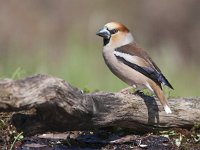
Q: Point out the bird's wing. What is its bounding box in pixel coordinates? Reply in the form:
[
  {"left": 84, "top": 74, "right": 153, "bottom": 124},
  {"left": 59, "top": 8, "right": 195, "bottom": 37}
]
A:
[{"left": 114, "top": 42, "right": 173, "bottom": 89}]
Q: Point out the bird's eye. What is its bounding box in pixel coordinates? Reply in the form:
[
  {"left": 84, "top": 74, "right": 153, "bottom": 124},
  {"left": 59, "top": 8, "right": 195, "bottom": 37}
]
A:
[{"left": 110, "top": 29, "right": 118, "bottom": 34}]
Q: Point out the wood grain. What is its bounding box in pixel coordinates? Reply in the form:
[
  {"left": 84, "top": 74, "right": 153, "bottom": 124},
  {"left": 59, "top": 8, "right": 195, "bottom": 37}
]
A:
[{"left": 0, "top": 74, "right": 199, "bottom": 135}]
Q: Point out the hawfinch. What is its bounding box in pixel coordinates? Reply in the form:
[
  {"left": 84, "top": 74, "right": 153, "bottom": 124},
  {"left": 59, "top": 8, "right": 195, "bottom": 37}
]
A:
[{"left": 96, "top": 22, "right": 173, "bottom": 114}]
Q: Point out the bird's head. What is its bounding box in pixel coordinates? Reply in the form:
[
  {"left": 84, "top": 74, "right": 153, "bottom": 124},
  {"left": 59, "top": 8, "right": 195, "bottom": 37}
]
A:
[{"left": 96, "top": 22, "right": 134, "bottom": 48}]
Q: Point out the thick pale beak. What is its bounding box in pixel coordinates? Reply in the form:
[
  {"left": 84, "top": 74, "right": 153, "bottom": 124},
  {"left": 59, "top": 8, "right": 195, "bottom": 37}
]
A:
[{"left": 96, "top": 27, "right": 110, "bottom": 39}]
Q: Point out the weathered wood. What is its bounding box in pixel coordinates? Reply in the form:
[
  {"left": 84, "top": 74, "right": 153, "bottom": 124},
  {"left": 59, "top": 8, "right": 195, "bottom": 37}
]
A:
[{"left": 0, "top": 74, "right": 199, "bottom": 135}]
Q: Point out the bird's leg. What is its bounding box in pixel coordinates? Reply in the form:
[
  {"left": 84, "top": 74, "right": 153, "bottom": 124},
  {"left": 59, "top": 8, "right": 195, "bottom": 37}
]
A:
[
  {"left": 133, "top": 85, "right": 151, "bottom": 96},
  {"left": 119, "top": 86, "right": 133, "bottom": 94},
  {"left": 135, "top": 88, "right": 154, "bottom": 97},
  {"left": 134, "top": 90, "right": 144, "bottom": 95},
  {"left": 132, "top": 85, "right": 144, "bottom": 95}
]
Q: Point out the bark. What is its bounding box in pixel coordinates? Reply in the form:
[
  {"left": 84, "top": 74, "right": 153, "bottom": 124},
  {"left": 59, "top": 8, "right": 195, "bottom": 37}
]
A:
[{"left": 0, "top": 74, "right": 199, "bottom": 135}]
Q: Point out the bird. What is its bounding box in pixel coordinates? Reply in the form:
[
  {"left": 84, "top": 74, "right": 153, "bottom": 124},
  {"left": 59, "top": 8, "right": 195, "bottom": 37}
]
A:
[{"left": 96, "top": 22, "right": 174, "bottom": 114}]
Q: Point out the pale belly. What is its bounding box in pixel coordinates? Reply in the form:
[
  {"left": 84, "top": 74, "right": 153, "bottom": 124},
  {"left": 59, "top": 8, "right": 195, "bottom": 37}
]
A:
[{"left": 103, "top": 50, "right": 148, "bottom": 89}]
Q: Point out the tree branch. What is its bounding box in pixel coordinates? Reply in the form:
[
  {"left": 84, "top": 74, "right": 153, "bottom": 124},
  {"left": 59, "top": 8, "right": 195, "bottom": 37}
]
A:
[{"left": 0, "top": 74, "right": 199, "bottom": 135}]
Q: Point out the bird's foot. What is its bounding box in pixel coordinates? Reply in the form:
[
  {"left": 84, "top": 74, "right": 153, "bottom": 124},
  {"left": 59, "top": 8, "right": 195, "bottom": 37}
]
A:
[
  {"left": 119, "top": 87, "right": 133, "bottom": 94},
  {"left": 134, "top": 90, "right": 144, "bottom": 96}
]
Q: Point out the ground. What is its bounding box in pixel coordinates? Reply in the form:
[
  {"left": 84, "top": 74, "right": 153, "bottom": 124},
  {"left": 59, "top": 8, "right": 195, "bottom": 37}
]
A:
[{"left": 0, "top": 112, "right": 200, "bottom": 150}]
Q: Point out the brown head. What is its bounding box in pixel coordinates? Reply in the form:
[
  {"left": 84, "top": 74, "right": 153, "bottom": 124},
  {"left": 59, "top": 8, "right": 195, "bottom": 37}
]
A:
[{"left": 96, "top": 22, "right": 134, "bottom": 47}]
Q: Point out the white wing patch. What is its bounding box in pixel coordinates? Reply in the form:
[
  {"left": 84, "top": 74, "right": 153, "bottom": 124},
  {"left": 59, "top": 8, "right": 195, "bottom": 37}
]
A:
[{"left": 113, "top": 51, "right": 141, "bottom": 65}]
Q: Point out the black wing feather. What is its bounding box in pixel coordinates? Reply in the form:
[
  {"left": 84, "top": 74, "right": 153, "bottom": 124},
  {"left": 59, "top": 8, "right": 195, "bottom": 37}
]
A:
[
  {"left": 115, "top": 55, "right": 174, "bottom": 89},
  {"left": 115, "top": 43, "right": 174, "bottom": 89}
]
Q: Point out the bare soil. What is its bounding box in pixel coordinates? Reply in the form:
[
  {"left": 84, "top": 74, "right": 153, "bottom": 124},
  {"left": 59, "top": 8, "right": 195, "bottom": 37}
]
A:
[{"left": 0, "top": 112, "right": 200, "bottom": 150}]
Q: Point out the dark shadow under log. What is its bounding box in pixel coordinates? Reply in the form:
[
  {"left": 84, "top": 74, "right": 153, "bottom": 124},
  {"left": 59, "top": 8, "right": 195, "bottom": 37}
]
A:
[{"left": 0, "top": 74, "right": 199, "bottom": 135}]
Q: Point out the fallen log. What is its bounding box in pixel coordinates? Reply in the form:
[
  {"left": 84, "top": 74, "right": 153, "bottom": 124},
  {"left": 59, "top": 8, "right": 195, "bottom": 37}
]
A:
[{"left": 0, "top": 74, "right": 199, "bottom": 135}]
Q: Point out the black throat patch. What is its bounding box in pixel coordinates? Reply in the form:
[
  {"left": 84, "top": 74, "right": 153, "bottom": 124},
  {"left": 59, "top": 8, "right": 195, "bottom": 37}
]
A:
[{"left": 103, "top": 38, "right": 110, "bottom": 46}]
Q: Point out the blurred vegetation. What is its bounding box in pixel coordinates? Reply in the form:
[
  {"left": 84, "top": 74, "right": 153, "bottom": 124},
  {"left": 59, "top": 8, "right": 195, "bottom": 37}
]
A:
[{"left": 0, "top": 0, "right": 199, "bottom": 97}]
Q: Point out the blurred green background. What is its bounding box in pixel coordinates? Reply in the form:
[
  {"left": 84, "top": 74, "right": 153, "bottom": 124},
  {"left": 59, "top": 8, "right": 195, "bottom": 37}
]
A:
[{"left": 0, "top": 0, "right": 199, "bottom": 97}]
